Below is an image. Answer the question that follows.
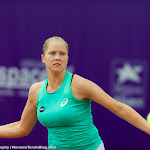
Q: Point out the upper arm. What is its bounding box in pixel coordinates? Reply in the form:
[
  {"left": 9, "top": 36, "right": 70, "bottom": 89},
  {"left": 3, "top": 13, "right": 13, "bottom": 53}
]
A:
[
  {"left": 19, "top": 83, "right": 41, "bottom": 136},
  {"left": 87, "top": 81, "right": 122, "bottom": 114},
  {"left": 72, "top": 75, "right": 123, "bottom": 115}
]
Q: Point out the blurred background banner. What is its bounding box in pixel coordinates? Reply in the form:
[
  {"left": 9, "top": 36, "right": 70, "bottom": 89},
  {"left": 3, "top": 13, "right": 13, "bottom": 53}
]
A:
[
  {"left": 109, "top": 58, "right": 148, "bottom": 109},
  {"left": 0, "top": 1, "right": 150, "bottom": 149}
]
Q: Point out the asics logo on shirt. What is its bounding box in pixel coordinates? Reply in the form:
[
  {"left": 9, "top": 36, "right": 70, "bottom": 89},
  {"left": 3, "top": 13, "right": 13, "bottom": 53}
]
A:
[{"left": 60, "top": 98, "right": 68, "bottom": 107}]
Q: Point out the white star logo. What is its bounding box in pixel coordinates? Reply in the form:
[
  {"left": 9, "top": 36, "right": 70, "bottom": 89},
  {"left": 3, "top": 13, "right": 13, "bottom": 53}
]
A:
[{"left": 116, "top": 62, "right": 143, "bottom": 84}]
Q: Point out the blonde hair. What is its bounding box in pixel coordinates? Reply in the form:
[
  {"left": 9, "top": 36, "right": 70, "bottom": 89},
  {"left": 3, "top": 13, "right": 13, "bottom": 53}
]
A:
[{"left": 42, "top": 36, "right": 68, "bottom": 55}]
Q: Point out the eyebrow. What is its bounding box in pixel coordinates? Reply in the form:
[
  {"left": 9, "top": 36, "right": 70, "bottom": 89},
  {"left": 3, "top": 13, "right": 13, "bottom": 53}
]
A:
[{"left": 47, "top": 50, "right": 67, "bottom": 53}]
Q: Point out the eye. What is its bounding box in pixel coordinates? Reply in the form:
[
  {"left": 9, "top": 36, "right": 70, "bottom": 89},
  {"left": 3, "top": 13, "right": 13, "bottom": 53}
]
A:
[
  {"left": 50, "top": 52, "right": 55, "bottom": 55},
  {"left": 60, "top": 52, "right": 66, "bottom": 55}
]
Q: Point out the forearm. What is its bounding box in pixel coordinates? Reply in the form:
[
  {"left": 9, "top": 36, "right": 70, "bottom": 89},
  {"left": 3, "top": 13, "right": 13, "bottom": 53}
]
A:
[
  {"left": 118, "top": 103, "right": 150, "bottom": 135},
  {"left": 0, "top": 121, "right": 27, "bottom": 138}
]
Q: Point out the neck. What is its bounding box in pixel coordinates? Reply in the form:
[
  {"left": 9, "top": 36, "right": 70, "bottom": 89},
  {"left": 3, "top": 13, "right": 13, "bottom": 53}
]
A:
[{"left": 47, "top": 70, "right": 66, "bottom": 91}]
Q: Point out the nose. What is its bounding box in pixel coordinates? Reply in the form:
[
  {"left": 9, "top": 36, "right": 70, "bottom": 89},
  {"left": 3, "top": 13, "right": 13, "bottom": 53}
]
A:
[{"left": 55, "top": 54, "right": 60, "bottom": 60}]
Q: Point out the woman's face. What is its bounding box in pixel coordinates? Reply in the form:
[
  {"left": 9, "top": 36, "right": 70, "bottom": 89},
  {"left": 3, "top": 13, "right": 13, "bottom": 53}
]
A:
[{"left": 41, "top": 40, "right": 69, "bottom": 73}]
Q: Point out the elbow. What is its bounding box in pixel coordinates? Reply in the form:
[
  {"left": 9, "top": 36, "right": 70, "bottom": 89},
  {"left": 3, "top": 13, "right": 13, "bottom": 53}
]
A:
[
  {"left": 112, "top": 102, "right": 126, "bottom": 118},
  {"left": 115, "top": 102, "right": 131, "bottom": 119},
  {"left": 20, "top": 128, "right": 31, "bottom": 137},
  {"left": 23, "top": 130, "right": 30, "bottom": 137},
  {"left": 18, "top": 124, "right": 30, "bottom": 137},
  {"left": 25, "top": 133, "right": 30, "bottom": 137}
]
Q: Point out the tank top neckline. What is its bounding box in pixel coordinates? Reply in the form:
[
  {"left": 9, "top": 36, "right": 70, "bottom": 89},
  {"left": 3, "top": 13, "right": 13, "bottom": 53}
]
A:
[{"left": 45, "top": 71, "right": 68, "bottom": 94}]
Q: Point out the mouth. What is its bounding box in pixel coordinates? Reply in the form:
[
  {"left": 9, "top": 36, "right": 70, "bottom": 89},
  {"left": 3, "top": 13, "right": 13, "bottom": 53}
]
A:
[{"left": 53, "top": 63, "right": 61, "bottom": 66}]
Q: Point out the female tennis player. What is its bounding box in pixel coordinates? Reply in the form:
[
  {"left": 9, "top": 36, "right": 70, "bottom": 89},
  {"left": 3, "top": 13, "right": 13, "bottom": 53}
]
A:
[{"left": 0, "top": 36, "right": 150, "bottom": 150}]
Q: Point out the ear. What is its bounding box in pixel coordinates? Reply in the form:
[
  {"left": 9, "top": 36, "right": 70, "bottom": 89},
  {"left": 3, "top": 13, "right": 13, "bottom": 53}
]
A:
[
  {"left": 66, "top": 56, "right": 69, "bottom": 65},
  {"left": 41, "top": 54, "right": 45, "bottom": 63}
]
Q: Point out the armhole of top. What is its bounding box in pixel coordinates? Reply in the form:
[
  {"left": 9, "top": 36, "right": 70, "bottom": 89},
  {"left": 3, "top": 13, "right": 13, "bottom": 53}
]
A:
[
  {"left": 71, "top": 73, "right": 74, "bottom": 83},
  {"left": 36, "top": 79, "right": 47, "bottom": 107},
  {"left": 69, "top": 74, "right": 91, "bottom": 102},
  {"left": 36, "top": 87, "right": 43, "bottom": 108}
]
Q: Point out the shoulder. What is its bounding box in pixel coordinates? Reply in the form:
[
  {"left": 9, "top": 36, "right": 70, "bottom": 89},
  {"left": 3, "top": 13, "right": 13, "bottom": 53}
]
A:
[
  {"left": 28, "top": 80, "right": 45, "bottom": 106},
  {"left": 29, "top": 81, "right": 44, "bottom": 94},
  {"left": 71, "top": 74, "right": 96, "bottom": 100},
  {"left": 72, "top": 74, "right": 93, "bottom": 88}
]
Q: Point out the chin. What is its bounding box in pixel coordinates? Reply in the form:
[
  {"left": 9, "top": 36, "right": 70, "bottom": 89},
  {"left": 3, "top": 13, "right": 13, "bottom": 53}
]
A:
[{"left": 51, "top": 68, "right": 65, "bottom": 73}]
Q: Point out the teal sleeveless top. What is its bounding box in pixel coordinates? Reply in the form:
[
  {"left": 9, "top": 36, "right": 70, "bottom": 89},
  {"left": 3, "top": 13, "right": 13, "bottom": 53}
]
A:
[{"left": 37, "top": 71, "right": 102, "bottom": 150}]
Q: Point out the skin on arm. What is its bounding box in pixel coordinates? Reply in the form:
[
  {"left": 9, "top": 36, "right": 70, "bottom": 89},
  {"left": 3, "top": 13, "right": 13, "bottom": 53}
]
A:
[
  {"left": 0, "top": 82, "right": 42, "bottom": 138},
  {"left": 71, "top": 75, "right": 150, "bottom": 135}
]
